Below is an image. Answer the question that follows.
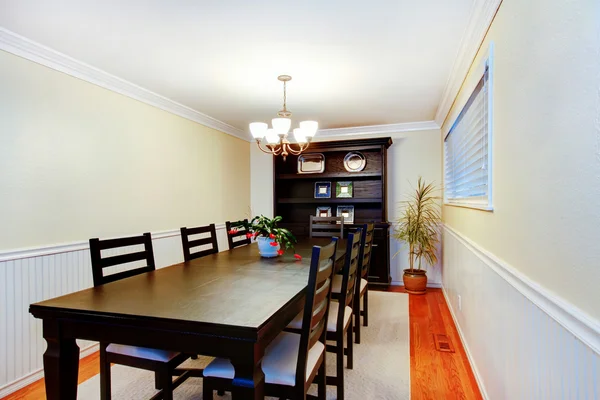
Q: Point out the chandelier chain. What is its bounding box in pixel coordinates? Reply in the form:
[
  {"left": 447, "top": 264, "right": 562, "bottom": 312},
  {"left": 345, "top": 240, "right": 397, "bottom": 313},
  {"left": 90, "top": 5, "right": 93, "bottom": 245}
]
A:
[{"left": 283, "top": 80, "right": 287, "bottom": 112}]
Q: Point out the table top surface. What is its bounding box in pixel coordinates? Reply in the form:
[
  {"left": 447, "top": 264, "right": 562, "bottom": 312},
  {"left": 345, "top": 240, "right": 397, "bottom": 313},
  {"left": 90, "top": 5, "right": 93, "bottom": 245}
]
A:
[{"left": 30, "top": 238, "right": 346, "bottom": 331}]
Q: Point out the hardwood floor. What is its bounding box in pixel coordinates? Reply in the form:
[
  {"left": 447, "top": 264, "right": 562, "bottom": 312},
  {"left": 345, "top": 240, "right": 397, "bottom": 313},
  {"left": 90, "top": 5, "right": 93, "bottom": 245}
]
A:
[
  {"left": 2, "top": 351, "right": 100, "bottom": 400},
  {"left": 376, "top": 286, "right": 482, "bottom": 400},
  {"left": 3, "top": 288, "right": 481, "bottom": 400}
]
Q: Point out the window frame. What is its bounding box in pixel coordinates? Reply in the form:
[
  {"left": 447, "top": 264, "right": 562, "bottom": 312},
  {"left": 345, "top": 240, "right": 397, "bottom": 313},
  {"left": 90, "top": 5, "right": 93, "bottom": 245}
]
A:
[{"left": 443, "top": 42, "right": 494, "bottom": 211}]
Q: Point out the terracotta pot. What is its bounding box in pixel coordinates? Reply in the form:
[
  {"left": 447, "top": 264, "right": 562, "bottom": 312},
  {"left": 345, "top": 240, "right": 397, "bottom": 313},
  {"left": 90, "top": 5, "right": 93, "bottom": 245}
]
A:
[{"left": 403, "top": 269, "right": 427, "bottom": 295}]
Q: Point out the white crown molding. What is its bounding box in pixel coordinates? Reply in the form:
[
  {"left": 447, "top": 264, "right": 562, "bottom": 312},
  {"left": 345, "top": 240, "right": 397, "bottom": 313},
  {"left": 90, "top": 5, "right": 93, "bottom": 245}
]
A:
[
  {"left": 0, "top": 224, "right": 225, "bottom": 262},
  {"left": 434, "top": 0, "right": 502, "bottom": 127},
  {"left": 443, "top": 224, "right": 600, "bottom": 356},
  {"left": 0, "top": 27, "right": 250, "bottom": 142},
  {"left": 316, "top": 120, "right": 440, "bottom": 139}
]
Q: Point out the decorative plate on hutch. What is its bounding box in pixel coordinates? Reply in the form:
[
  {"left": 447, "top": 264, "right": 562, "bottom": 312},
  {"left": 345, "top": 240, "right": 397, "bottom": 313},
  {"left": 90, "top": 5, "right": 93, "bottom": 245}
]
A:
[
  {"left": 343, "top": 152, "right": 366, "bottom": 172},
  {"left": 297, "top": 153, "right": 325, "bottom": 174}
]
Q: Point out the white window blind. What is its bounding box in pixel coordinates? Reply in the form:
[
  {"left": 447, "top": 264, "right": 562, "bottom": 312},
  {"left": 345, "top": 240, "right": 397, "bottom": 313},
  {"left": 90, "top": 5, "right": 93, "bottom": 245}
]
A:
[{"left": 444, "top": 64, "right": 492, "bottom": 208}]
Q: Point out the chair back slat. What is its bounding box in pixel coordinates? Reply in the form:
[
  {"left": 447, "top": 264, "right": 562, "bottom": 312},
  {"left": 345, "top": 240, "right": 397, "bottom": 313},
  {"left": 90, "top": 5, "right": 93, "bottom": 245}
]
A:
[
  {"left": 89, "top": 232, "right": 156, "bottom": 287},
  {"left": 359, "top": 223, "right": 375, "bottom": 279},
  {"left": 95, "top": 234, "right": 147, "bottom": 250},
  {"left": 225, "top": 220, "right": 251, "bottom": 249},
  {"left": 295, "top": 237, "right": 338, "bottom": 388},
  {"left": 181, "top": 224, "right": 219, "bottom": 261},
  {"left": 309, "top": 216, "right": 344, "bottom": 238},
  {"left": 100, "top": 266, "right": 155, "bottom": 285},
  {"left": 100, "top": 251, "right": 148, "bottom": 268},
  {"left": 308, "top": 318, "right": 327, "bottom": 349},
  {"left": 337, "top": 229, "right": 363, "bottom": 332}
]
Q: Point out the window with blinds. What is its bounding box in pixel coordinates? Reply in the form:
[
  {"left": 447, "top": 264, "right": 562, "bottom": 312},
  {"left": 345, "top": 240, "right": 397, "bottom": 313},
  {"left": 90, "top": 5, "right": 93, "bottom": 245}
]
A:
[{"left": 444, "top": 62, "right": 492, "bottom": 209}]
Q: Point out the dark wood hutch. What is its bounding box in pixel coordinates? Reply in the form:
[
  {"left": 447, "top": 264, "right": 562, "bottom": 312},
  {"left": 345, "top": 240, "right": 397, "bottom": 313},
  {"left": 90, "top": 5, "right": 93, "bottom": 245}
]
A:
[{"left": 273, "top": 137, "right": 392, "bottom": 285}]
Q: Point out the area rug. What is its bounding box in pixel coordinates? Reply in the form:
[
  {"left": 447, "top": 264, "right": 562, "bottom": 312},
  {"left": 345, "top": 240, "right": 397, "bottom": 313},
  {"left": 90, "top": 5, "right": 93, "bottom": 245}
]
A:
[{"left": 77, "top": 291, "right": 409, "bottom": 399}]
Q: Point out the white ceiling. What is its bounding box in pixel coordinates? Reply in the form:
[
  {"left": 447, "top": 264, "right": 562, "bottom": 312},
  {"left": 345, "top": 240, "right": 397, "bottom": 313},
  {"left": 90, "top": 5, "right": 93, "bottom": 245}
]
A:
[{"left": 0, "top": 0, "right": 474, "bottom": 131}]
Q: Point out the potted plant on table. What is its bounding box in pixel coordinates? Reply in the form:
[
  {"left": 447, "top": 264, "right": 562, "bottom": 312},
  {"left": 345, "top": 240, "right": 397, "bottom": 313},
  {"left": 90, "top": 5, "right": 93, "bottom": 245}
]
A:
[
  {"left": 229, "top": 215, "right": 300, "bottom": 259},
  {"left": 392, "top": 177, "right": 441, "bottom": 295}
]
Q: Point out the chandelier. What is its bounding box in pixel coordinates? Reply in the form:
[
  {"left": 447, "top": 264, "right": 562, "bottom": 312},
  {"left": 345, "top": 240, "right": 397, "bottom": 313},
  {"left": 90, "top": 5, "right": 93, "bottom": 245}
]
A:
[{"left": 249, "top": 75, "right": 318, "bottom": 160}]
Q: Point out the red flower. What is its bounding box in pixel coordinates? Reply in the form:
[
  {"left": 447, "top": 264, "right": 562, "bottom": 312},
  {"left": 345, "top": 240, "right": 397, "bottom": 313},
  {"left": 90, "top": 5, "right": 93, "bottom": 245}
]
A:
[
  {"left": 228, "top": 228, "right": 238, "bottom": 235},
  {"left": 269, "top": 233, "right": 276, "bottom": 239},
  {"left": 254, "top": 232, "right": 260, "bottom": 238},
  {"left": 270, "top": 241, "right": 279, "bottom": 247},
  {"left": 245, "top": 233, "right": 253, "bottom": 239},
  {"left": 277, "top": 249, "right": 284, "bottom": 256},
  {"left": 294, "top": 254, "right": 302, "bottom": 260}
]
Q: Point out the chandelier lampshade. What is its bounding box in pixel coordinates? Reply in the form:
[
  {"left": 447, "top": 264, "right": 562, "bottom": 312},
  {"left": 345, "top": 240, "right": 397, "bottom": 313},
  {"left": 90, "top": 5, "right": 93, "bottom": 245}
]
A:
[
  {"left": 272, "top": 118, "right": 291, "bottom": 136},
  {"left": 250, "top": 75, "right": 318, "bottom": 160},
  {"left": 300, "top": 120, "right": 319, "bottom": 137},
  {"left": 293, "top": 128, "right": 307, "bottom": 144},
  {"left": 249, "top": 122, "right": 268, "bottom": 139}
]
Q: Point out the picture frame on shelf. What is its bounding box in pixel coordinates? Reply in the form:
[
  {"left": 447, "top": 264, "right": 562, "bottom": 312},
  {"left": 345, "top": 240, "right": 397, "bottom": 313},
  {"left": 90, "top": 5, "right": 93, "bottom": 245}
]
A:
[
  {"left": 314, "top": 181, "right": 331, "bottom": 198},
  {"left": 336, "top": 205, "right": 355, "bottom": 224},
  {"left": 316, "top": 206, "right": 332, "bottom": 217},
  {"left": 335, "top": 181, "right": 353, "bottom": 198}
]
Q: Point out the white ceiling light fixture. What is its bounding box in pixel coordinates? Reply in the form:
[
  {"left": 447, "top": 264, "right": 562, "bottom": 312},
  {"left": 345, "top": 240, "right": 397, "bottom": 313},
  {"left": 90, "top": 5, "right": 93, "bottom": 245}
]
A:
[{"left": 250, "top": 75, "right": 318, "bottom": 160}]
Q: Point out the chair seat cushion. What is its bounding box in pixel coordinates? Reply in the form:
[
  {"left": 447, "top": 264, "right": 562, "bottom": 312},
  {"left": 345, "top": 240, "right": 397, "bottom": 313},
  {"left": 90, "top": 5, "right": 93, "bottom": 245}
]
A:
[
  {"left": 332, "top": 275, "right": 368, "bottom": 295},
  {"left": 204, "top": 332, "right": 324, "bottom": 386},
  {"left": 106, "top": 344, "right": 181, "bottom": 363},
  {"left": 287, "top": 301, "right": 352, "bottom": 333},
  {"left": 360, "top": 277, "right": 368, "bottom": 294}
]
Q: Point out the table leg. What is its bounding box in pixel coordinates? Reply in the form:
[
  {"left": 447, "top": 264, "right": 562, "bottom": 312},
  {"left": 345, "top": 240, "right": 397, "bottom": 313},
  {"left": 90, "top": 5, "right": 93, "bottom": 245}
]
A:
[
  {"left": 42, "top": 321, "right": 80, "bottom": 400},
  {"left": 231, "top": 348, "right": 265, "bottom": 400}
]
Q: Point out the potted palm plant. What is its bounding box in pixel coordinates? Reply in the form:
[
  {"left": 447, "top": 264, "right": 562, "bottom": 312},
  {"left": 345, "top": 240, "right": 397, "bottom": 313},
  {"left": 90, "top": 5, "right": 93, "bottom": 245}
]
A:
[
  {"left": 230, "top": 215, "right": 299, "bottom": 258},
  {"left": 392, "top": 177, "right": 441, "bottom": 294}
]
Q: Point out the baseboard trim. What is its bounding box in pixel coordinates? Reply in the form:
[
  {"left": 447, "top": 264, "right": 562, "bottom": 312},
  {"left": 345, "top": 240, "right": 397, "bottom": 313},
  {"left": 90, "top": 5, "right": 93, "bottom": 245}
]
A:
[
  {"left": 0, "top": 224, "right": 226, "bottom": 262},
  {"left": 0, "top": 342, "right": 99, "bottom": 398},
  {"left": 443, "top": 225, "right": 600, "bottom": 356},
  {"left": 441, "top": 287, "right": 490, "bottom": 400}
]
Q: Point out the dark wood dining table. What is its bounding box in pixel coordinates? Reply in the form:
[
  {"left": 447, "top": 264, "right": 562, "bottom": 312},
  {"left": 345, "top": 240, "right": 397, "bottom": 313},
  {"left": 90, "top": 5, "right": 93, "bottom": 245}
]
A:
[{"left": 29, "top": 238, "right": 346, "bottom": 400}]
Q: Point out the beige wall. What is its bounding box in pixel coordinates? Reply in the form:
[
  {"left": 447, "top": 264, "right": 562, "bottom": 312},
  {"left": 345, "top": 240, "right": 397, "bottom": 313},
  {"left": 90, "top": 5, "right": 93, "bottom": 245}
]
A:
[
  {"left": 336, "top": 131, "right": 443, "bottom": 284},
  {"left": 442, "top": 0, "right": 600, "bottom": 320},
  {"left": 250, "top": 145, "right": 274, "bottom": 218},
  {"left": 0, "top": 50, "right": 250, "bottom": 249}
]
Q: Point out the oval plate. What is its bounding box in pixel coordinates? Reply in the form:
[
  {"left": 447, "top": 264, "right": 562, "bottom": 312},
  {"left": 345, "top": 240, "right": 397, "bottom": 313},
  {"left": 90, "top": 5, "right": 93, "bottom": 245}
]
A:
[{"left": 343, "top": 151, "right": 366, "bottom": 172}]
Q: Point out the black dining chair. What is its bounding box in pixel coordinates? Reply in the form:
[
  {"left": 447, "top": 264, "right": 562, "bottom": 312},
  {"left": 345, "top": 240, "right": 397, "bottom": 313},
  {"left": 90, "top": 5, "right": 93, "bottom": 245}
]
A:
[
  {"left": 202, "top": 238, "right": 339, "bottom": 400},
  {"left": 354, "top": 222, "right": 375, "bottom": 343},
  {"left": 225, "top": 219, "right": 251, "bottom": 249},
  {"left": 180, "top": 223, "right": 219, "bottom": 261},
  {"left": 89, "top": 233, "right": 190, "bottom": 400},
  {"left": 309, "top": 215, "right": 344, "bottom": 238},
  {"left": 287, "top": 229, "right": 362, "bottom": 400}
]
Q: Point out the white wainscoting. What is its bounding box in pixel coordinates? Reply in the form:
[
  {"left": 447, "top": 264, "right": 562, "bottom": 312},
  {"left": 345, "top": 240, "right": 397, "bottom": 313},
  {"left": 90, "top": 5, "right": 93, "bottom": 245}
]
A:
[
  {"left": 0, "top": 224, "right": 229, "bottom": 397},
  {"left": 443, "top": 225, "right": 600, "bottom": 399}
]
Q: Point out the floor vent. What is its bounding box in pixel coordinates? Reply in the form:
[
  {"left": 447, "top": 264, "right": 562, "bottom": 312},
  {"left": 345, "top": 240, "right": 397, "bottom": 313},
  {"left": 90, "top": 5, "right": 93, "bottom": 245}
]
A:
[{"left": 434, "top": 334, "right": 455, "bottom": 353}]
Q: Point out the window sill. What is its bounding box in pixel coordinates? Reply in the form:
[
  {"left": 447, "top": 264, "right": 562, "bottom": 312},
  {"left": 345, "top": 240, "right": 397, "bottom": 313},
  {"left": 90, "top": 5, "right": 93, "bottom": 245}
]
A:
[{"left": 444, "top": 202, "right": 494, "bottom": 212}]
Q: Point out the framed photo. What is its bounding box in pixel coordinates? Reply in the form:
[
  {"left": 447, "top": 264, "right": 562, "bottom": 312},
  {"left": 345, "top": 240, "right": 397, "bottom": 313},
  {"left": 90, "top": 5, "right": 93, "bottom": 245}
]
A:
[
  {"left": 336, "top": 181, "right": 353, "bottom": 198},
  {"left": 314, "top": 182, "right": 331, "bottom": 198},
  {"left": 336, "top": 205, "right": 355, "bottom": 224},
  {"left": 298, "top": 153, "right": 325, "bottom": 174},
  {"left": 316, "top": 206, "right": 332, "bottom": 217}
]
